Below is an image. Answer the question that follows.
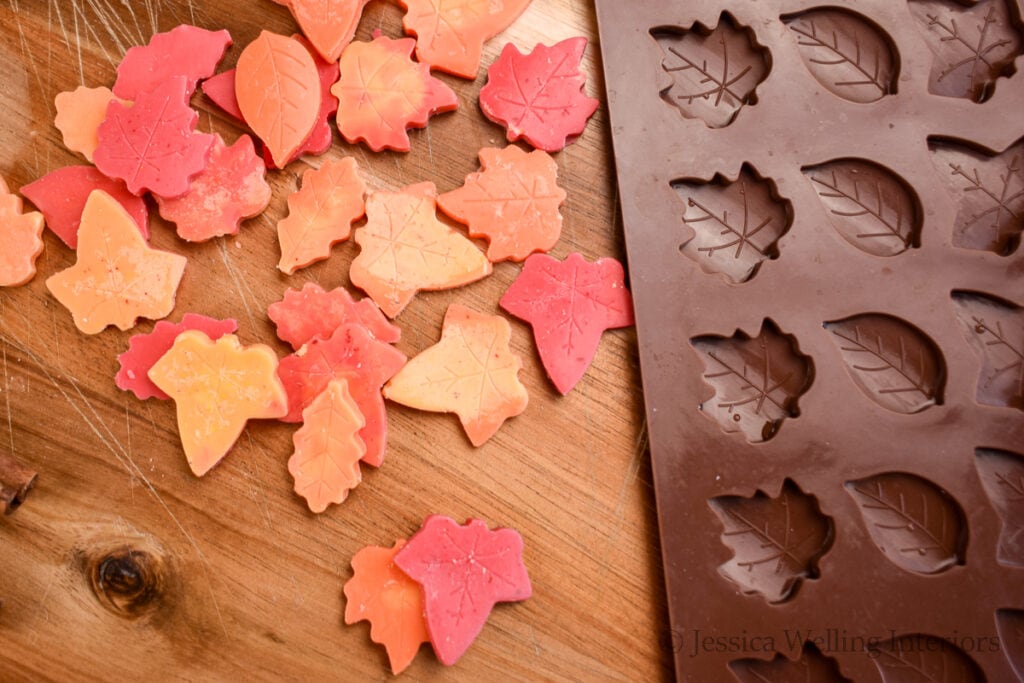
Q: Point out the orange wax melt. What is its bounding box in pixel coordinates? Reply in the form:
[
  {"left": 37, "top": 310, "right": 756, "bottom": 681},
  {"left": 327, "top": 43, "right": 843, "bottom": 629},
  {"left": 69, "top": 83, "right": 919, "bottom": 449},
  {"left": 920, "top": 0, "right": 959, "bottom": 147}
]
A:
[
  {"left": 148, "top": 331, "right": 288, "bottom": 476},
  {"left": 45, "top": 190, "right": 187, "bottom": 334},
  {"left": 384, "top": 304, "right": 528, "bottom": 446},
  {"left": 288, "top": 378, "right": 366, "bottom": 513},
  {"left": 53, "top": 86, "right": 129, "bottom": 163},
  {"left": 0, "top": 177, "right": 45, "bottom": 288},
  {"left": 350, "top": 182, "right": 491, "bottom": 318}
]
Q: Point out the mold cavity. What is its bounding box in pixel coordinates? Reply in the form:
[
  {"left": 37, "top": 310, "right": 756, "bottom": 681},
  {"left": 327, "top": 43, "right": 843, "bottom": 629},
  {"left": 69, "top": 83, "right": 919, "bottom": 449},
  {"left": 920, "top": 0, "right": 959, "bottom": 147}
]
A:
[
  {"left": 649, "top": 13, "right": 771, "bottom": 128},
  {"left": 951, "top": 290, "right": 1024, "bottom": 411},
  {"left": 709, "top": 479, "right": 834, "bottom": 604},
  {"left": 975, "top": 448, "right": 1024, "bottom": 568},
  {"left": 802, "top": 158, "right": 922, "bottom": 256},
  {"left": 929, "top": 137, "right": 1024, "bottom": 256},
  {"left": 690, "top": 319, "right": 813, "bottom": 442},
  {"left": 671, "top": 163, "right": 793, "bottom": 283},
  {"left": 782, "top": 7, "right": 900, "bottom": 103},
  {"left": 868, "top": 633, "right": 984, "bottom": 682},
  {"left": 823, "top": 312, "right": 945, "bottom": 414},
  {"left": 846, "top": 471, "right": 968, "bottom": 575},
  {"left": 909, "top": 0, "right": 1024, "bottom": 103}
]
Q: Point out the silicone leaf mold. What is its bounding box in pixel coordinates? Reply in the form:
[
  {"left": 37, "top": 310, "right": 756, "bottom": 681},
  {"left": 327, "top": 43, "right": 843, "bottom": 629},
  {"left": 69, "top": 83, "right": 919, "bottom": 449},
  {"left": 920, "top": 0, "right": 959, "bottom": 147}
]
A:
[
  {"left": 996, "top": 609, "right": 1024, "bottom": 680},
  {"left": 824, "top": 313, "right": 944, "bottom": 414},
  {"left": 951, "top": 291, "right": 1024, "bottom": 411},
  {"left": 909, "top": 0, "right": 1023, "bottom": 102},
  {"left": 709, "top": 479, "right": 833, "bottom": 604},
  {"left": 930, "top": 138, "right": 1024, "bottom": 256},
  {"left": 869, "top": 633, "right": 984, "bottom": 682},
  {"left": 672, "top": 164, "right": 792, "bottom": 283},
  {"left": 691, "top": 320, "right": 813, "bottom": 442},
  {"left": 803, "top": 159, "right": 921, "bottom": 256},
  {"left": 729, "top": 642, "right": 852, "bottom": 682},
  {"left": 846, "top": 472, "right": 967, "bottom": 575},
  {"left": 784, "top": 8, "right": 898, "bottom": 103},
  {"left": 651, "top": 13, "right": 770, "bottom": 128},
  {"left": 975, "top": 448, "right": 1024, "bottom": 567}
]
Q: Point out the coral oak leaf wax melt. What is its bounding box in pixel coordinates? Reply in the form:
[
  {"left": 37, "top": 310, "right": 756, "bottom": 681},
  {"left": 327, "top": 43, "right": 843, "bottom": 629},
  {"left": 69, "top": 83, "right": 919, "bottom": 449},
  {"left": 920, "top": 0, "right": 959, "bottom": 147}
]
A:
[
  {"left": 277, "top": 157, "right": 366, "bottom": 274},
  {"left": 344, "top": 539, "right": 429, "bottom": 675},
  {"left": 116, "top": 314, "right": 239, "bottom": 401},
  {"left": 288, "top": 378, "right": 366, "bottom": 513},
  {"left": 45, "top": 191, "right": 187, "bottom": 334},
  {"left": 438, "top": 145, "right": 566, "bottom": 262},
  {"left": 500, "top": 252, "right": 634, "bottom": 394},
  {"left": 148, "top": 331, "right": 288, "bottom": 476},
  {"left": 282, "top": 0, "right": 370, "bottom": 62},
  {"left": 384, "top": 304, "right": 528, "bottom": 446},
  {"left": 479, "top": 37, "right": 599, "bottom": 152},
  {"left": 394, "top": 516, "right": 531, "bottom": 666},
  {"left": 350, "top": 182, "right": 492, "bottom": 318},
  {"left": 277, "top": 324, "right": 407, "bottom": 467},
  {"left": 53, "top": 86, "right": 129, "bottom": 163},
  {"left": 397, "top": 0, "right": 532, "bottom": 78},
  {"left": 332, "top": 35, "right": 458, "bottom": 152}
]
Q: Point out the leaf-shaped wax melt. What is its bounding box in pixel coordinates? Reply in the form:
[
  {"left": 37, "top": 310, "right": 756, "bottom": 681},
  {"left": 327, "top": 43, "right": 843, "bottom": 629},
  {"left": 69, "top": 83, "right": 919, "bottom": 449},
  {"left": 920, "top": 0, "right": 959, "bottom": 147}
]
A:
[
  {"left": 53, "top": 86, "right": 129, "bottom": 163},
  {"left": 710, "top": 480, "right": 833, "bottom": 603},
  {"left": 479, "top": 37, "right": 599, "bottom": 152},
  {"left": 156, "top": 134, "right": 271, "bottom": 242},
  {"left": 21, "top": 166, "right": 149, "bottom": 249},
  {"left": 116, "top": 314, "right": 238, "bottom": 401},
  {"left": 500, "top": 253, "right": 633, "bottom": 395},
  {"left": 277, "top": 157, "right": 366, "bottom": 274},
  {"left": 0, "top": 177, "right": 45, "bottom": 288},
  {"left": 94, "top": 76, "right": 215, "bottom": 198},
  {"left": 350, "top": 182, "right": 491, "bottom": 318},
  {"left": 824, "top": 313, "right": 945, "bottom": 414},
  {"left": 332, "top": 35, "right": 458, "bottom": 152},
  {"left": 114, "top": 24, "right": 232, "bottom": 100},
  {"left": 148, "top": 331, "right": 288, "bottom": 476},
  {"left": 268, "top": 283, "right": 399, "bottom": 351},
  {"left": 46, "top": 191, "right": 187, "bottom": 334},
  {"left": 784, "top": 8, "right": 898, "bottom": 103},
  {"left": 846, "top": 472, "right": 967, "bottom": 575},
  {"left": 236, "top": 31, "right": 321, "bottom": 168},
  {"left": 344, "top": 539, "right": 429, "bottom": 675},
  {"left": 398, "top": 0, "right": 532, "bottom": 78},
  {"left": 384, "top": 304, "right": 528, "bottom": 446},
  {"left": 282, "top": 0, "right": 369, "bottom": 61},
  {"left": 289, "top": 379, "right": 366, "bottom": 513},
  {"left": 277, "top": 324, "right": 407, "bottom": 467},
  {"left": 438, "top": 145, "right": 566, "bottom": 262},
  {"left": 394, "top": 516, "right": 531, "bottom": 666}
]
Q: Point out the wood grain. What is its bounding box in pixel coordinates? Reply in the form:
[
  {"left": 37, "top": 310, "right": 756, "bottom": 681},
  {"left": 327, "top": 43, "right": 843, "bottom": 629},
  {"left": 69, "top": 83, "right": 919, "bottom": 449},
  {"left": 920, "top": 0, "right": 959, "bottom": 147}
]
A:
[{"left": 0, "top": 1, "right": 669, "bottom": 680}]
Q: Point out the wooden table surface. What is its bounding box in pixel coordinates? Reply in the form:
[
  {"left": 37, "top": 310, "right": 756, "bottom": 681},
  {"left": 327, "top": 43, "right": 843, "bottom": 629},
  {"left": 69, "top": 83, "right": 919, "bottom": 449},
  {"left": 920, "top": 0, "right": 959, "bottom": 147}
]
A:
[{"left": 0, "top": 1, "right": 670, "bottom": 680}]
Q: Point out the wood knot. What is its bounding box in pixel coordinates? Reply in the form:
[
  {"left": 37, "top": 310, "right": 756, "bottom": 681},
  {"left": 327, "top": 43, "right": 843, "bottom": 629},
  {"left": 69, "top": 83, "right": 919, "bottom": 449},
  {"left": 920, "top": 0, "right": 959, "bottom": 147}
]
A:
[{"left": 86, "top": 547, "right": 165, "bottom": 619}]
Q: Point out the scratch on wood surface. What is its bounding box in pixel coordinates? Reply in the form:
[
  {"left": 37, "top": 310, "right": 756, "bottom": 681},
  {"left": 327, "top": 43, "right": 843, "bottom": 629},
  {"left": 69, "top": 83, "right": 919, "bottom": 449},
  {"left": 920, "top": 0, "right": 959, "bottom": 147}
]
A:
[
  {"left": 594, "top": 420, "right": 647, "bottom": 583},
  {"left": 117, "top": 0, "right": 144, "bottom": 45},
  {"left": 242, "top": 431, "right": 275, "bottom": 530},
  {"left": 71, "top": 0, "right": 120, "bottom": 71},
  {"left": 0, "top": 309, "right": 229, "bottom": 638},
  {"left": 81, "top": 0, "right": 129, "bottom": 56},
  {"left": 3, "top": 345, "right": 14, "bottom": 457},
  {"left": 49, "top": 0, "right": 83, "bottom": 85},
  {"left": 219, "top": 239, "right": 260, "bottom": 333}
]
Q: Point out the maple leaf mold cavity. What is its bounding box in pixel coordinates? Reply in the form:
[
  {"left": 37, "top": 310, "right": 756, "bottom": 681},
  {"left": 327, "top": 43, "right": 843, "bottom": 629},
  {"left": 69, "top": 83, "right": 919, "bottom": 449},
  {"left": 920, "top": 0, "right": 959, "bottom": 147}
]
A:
[
  {"left": 671, "top": 163, "right": 794, "bottom": 284},
  {"left": 689, "top": 318, "right": 814, "bottom": 443},
  {"left": 649, "top": 13, "right": 772, "bottom": 128}
]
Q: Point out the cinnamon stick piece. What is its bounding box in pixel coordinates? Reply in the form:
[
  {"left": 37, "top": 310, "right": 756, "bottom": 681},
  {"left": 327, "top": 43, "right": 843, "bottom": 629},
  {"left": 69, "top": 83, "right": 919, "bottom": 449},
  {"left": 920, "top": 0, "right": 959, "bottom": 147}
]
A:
[{"left": 0, "top": 451, "right": 37, "bottom": 514}]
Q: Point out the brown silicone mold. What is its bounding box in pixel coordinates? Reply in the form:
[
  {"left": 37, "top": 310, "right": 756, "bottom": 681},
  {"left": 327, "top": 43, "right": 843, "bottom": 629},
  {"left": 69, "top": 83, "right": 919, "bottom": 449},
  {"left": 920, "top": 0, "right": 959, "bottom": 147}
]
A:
[{"left": 595, "top": 0, "right": 1024, "bottom": 680}]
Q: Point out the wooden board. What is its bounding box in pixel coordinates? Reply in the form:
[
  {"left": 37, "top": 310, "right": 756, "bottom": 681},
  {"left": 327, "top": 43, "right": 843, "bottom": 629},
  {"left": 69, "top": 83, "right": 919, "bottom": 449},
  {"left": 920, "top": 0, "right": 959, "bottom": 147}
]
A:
[{"left": 0, "top": 1, "right": 670, "bottom": 680}]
